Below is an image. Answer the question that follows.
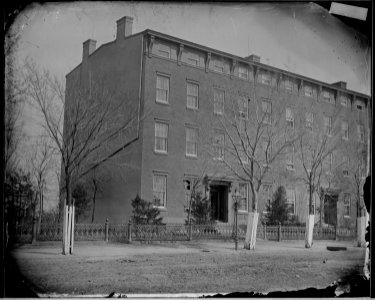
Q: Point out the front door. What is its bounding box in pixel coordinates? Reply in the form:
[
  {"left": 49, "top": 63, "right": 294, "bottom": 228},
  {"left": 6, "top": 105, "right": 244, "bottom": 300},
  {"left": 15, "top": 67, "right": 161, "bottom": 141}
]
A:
[
  {"left": 210, "top": 185, "right": 228, "bottom": 222},
  {"left": 324, "top": 194, "right": 338, "bottom": 226}
]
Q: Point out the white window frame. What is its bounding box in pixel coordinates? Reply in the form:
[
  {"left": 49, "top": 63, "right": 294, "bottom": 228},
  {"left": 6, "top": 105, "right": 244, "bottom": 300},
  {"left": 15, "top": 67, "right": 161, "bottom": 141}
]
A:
[
  {"left": 187, "top": 82, "right": 199, "bottom": 110},
  {"left": 238, "top": 183, "right": 249, "bottom": 212},
  {"left": 284, "top": 79, "right": 293, "bottom": 91},
  {"left": 239, "top": 146, "right": 249, "bottom": 164},
  {"left": 262, "top": 138, "right": 271, "bottom": 165},
  {"left": 153, "top": 173, "right": 167, "bottom": 208},
  {"left": 322, "top": 90, "right": 333, "bottom": 103},
  {"left": 158, "top": 44, "right": 171, "bottom": 58},
  {"left": 186, "top": 52, "right": 199, "bottom": 66},
  {"left": 341, "top": 95, "right": 349, "bottom": 107},
  {"left": 286, "top": 108, "right": 294, "bottom": 129},
  {"left": 356, "top": 101, "right": 364, "bottom": 111},
  {"left": 286, "top": 188, "right": 296, "bottom": 215},
  {"left": 343, "top": 156, "right": 349, "bottom": 177},
  {"left": 238, "top": 66, "right": 248, "bottom": 80},
  {"left": 286, "top": 145, "right": 295, "bottom": 171},
  {"left": 185, "top": 126, "right": 198, "bottom": 158},
  {"left": 343, "top": 193, "right": 351, "bottom": 217},
  {"left": 156, "top": 75, "right": 170, "bottom": 104},
  {"left": 213, "top": 131, "right": 225, "bottom": 160},
  {"left": 358, "top": 124, "right": 365, "bottom": 143},
  {"left": 305, "top": 112, "right": 314, "bottom": 132},
  {"left": 214, "top": 88, "right": 225, "bottom": 115},
  {"left": 214, "top": 60, "right": 224, "bottom": 73},
  {"left": 304, "top": 85, "right": 313, "bottom": 97},
  {"left": 154, "top": 121, "right": 169, "bottom": 153},
  {"left": 238, "top": 97, "right": 248, "bottom": 119},
  {"left": 324, "top": 116, "right": 332, "bottom": 137},
  {"left": 260, "top": 73, "right": 271, "bottom": 85},
  {"left": 341, "top": 121, "right": 349, "bottom": 141},
  {"left": 262, "top": 100, "right": 272, "bottom": 125}
]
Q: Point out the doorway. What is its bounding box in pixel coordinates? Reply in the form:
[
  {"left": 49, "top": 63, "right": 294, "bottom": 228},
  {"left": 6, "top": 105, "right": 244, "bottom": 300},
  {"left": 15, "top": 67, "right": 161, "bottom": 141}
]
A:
[
  {"left": 324, "top": 194, "right": 338, "bottom": 226},
  {"left": 210, "top": 185, "right": 228, "bottom": 222}
]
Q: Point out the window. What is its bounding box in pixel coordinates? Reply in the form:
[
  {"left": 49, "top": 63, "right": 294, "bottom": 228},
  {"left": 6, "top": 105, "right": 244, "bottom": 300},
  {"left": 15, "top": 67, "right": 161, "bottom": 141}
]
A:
[
  {"left": 360, "top": 157, "right": 367, "bottom": 178},
  {"left": 286, "top": 145, "right": 295, "bottom": 170},
  {"left": 154, "top": 122, "right": 168, "bottom": 153},
  {"left": 322, "top": 90, "right": 333, "bottom": 103},
  {"left": 187, "top": 52, "right": 199, "bottom": 66},
  {"left": 262, "top": 138, "right": 271, "bottom": 164},
  {"left": 305, "top": 112, "right": 314, "bottom": 132},
  {"left": 286, "top": 188, "right": 296, "bottom": 215},
  {"left": 214, "top": 88, "right": 225, "bottom": 115},
  {"left": 238, "top": 66, "right": 248, "bottom": 79},
  {"left": 358, "top": 125, "right": 365, "bottom": 143},
  {"left": 186, "top": 127, "right": 198, "bottom": 157},
  {"left": 213, "top": 132, "right": 225, "bottom": 160},
  {"left": 341, "top": 121, "right": 349, "bottom": 141},
  {"left": 214, "top": 60, "right": 224, "bottom": 73},
  {"left": 356, "top": 102, "right": 364, "bottom": 111},
  {"left": 326, "top": 152, "right": 334, "bottom": 171},
  {"left": 187, "top": 82, "right": 199, "bottom": 109},
  {"left": 260, "top": 73, "right": 271, "bottom": 85},
  {"left": 286, "top": 108, "right": 294, "bottom": 129},
  {"left": 238, "top": 183, "right": 248, "bottom": 212},
  {"left": 157, "top": 44, "right": 171, "bottom": 58},
  {"left": 153, "top": 174, "right": 167, "bottom": 207},
  {"left": 238, "top": 97, "right": 248, "bottom": 119},
  {"left": 341, "top": 95, "right": 349, "bottom": 107},
  {"left": 262, "top": 184, "right": 273, "bottom": 213},
  {"left": 343, "top": 156, "right": 349, "bottom": 177},
  {"left": 284, "top": 79, "right": 293, "bottom": 91},
  {"left": 156, "top": 75, "right": 170, "bottom": 104},
  {"left": 262, "top": 100, "right": 272, "bottom": 124},
  {"left": 343, "top": 193, "right": 351, "bottom": 217},
  {"left": 324, "top": 116, "right": 332, "bottom": 136},
  {"left": 239, "top": 147, "right": 248, "bottom": 164},
  {"left": 304, "top": 85, "right": 313, "bottom": 97}
]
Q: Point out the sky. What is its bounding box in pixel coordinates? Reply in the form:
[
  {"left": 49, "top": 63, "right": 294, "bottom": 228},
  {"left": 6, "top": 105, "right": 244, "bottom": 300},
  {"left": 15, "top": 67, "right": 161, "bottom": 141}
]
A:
[{"left": 9, "top": 2, "right": 372, "bottom": 211}]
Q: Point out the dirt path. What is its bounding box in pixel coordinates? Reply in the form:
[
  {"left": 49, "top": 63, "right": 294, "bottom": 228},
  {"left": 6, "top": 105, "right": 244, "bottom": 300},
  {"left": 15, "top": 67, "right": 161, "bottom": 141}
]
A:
[{"left": 9, "top": 240, "right": 365, "bottom": 296}]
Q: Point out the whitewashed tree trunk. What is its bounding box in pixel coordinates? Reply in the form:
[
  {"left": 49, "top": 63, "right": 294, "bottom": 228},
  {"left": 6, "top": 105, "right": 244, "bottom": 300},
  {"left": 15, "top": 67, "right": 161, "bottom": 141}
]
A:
[
  {"left": 357, "top": 216, "right": 366, "bottom": 247},
  {"left": 244, "top": 211, "right": 259, "bottom": 250},
  {"left": 305, "top": 214, "right": 314, "bottom": 248}
]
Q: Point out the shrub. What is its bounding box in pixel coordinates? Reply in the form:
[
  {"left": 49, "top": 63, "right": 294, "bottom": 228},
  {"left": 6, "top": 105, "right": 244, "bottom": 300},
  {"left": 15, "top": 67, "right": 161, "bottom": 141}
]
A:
[
  {"left": 131, "top": 195, "right": 163, "bottom": 225},
  {"left": 186, "top": 191, "right": 213, "bottom": 225},
  {"left": 72, "top": 183, "right": 91, "bottom": 223},
  {"left": 264, "top": 186, "right": 289, "bottom": 225}
]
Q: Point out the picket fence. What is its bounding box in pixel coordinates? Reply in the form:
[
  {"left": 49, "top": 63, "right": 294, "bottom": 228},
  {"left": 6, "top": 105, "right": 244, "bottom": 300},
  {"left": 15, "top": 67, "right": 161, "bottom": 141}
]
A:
[{"left": 13, "top": 220, "right": 356, "bottom": 244}]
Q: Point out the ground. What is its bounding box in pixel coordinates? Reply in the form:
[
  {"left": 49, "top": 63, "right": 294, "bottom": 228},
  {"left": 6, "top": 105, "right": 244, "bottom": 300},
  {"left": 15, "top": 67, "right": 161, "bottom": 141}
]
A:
[{"left": 7, "top": 239, "right": 366, "bottom": 296}]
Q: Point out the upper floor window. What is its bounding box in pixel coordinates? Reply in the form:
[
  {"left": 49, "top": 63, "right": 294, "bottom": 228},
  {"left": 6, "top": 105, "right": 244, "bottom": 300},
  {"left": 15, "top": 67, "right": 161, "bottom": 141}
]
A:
[
  {"left": 187, "top": 82, "right": 199, "bottom": 109},
  {"left": 260, "top": 73, "right": 271, "bottom": 85},
  {"left": 341, "top": 121, "right": 349, "bottom": 141},
  {"left": 286, "top": 145, "right": 295, "bottom": 171},
  {"left": 326, "top": 152, "right": 334, "bottom": 171},
  {"left": 156, "top": 75, "right": 170, "bottom": 104},
  {"left": 262, "top": 100, "right": 272, "bottom": 125},
  {"left": 239, "top": 146, "right": 248, "bottom": 164},
  {"left": 324, "top": 116, "right": 332, "bottom": 137},
  {"left": 286, "top": 108, "right": 294, "bottom": 129},
  {"left": 238, "top": 97, "right": 248, "bottom": 119},
  {"left": 305, "top": 112, "right": 314, "bottom": 132},
  {"left": 238, "top": 66, "right": 248, "bottom": 79},
  {"left": 322, "top": 90, "right": 333, "bottom": 103},
  {"left": 304, "top": 85, "right": 313, "bottom": 97},
  {"left": 262, "top": 138, "right": 271, "bottom": 164},
  {"left": 214, "top": 60, "right": 224, "bottom": 73},
  {"left": 341, "top": 95, "right": 349, "bottom": 107},
  {"left": 284, "top": 79, "right": 294, "bottom": 91},
  {"left": 214, "top": 88, "right": 225, "bottom": 115},
  {"left": 153, "top": 173, "right": 167, "bottom": 208},
  {"left": 262, "top": 184, "right": 273, "bottom": 213},
  {"left": 356, "top": 101, "right": 364, "bottom": 111},
  {"left": 343, "top": 156, "right": 349, "bottom": 177},
  {"left": 213, "top": 131, "right": 225, "bottom": 160},
  {"left": 187, "top": 52, "right": 199, "bottom": 66},
  {"left": 158, "top": 44, "right": 171, "bottom": 58},
  {"left": 343, "top": 193, "right": 351, "bottom": 217},
  {"left": 154, "top": 121, "right": 169, "bottom": 153},
  {"left": 358, "top": 124, "right": 365, "bottom": 143},
  {"left": 286, "top": 188, "right": 296, "bottom": 215},
  {"left": 238, "top": 183, "right": 249, "bottom": 212},
  {"left": 186, "top": 126, "right": 198, "bottom": 157}
]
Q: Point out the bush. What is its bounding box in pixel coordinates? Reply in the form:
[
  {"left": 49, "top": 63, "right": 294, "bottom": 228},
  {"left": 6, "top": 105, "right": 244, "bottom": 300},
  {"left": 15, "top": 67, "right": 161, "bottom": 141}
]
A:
[
  {"left": 264, "top": 186, "right": 290, "bottom": 225},
  {"left": 72, "top": 183, "right": 91, "bottom": 223},
  {"left": 131, "top": 195, "right": 163, "bottom": 225},
  {"left": 186, "top": 190, "right": 213, "bottom": 225}
]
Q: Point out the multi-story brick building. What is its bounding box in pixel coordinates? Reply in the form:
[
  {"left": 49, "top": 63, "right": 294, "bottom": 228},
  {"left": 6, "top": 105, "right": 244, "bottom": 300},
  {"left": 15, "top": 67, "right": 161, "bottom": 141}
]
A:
[{"left": 65, "top": 16, "right": 371, "bottom": 227}]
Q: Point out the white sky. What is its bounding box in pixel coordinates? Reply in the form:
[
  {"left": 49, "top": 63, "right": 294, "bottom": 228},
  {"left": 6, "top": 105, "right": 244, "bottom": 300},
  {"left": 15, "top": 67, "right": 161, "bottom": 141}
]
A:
[{"left": 10, "top": 2, "right": 371, "bottom": 211}]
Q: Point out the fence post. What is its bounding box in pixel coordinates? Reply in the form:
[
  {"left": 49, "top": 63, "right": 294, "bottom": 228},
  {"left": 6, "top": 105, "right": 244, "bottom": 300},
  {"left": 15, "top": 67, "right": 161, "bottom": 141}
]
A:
[
  {"left": 32, "top": 215, "right": 37, "bottom": 244},
  {"left": 334, "top": 225, "right": 337, "bottom": 240},
  {"left": 278, "top": 222, "right": 282, "bottom": 242},
  {"left": 128, "top": 220, "right": 132, "bottom": 243},
  {"left": 264, "top": 224, "right": 267, "bottom": 240},
  {"left": 189, "top": 221, "right": 192, "bottom": 241},
  {"left": 105, "top": 218, "right": 109, "bottom": 242}
]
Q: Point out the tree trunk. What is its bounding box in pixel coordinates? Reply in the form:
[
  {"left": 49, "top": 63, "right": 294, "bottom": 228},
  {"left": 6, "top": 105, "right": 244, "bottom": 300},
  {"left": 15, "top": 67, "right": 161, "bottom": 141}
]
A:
[
  {"left": 91, "top": 180, "right": 97, "bottom": 223},
  {"left": 37, "top": 188, "right": 43, "bottom": 235},
  {"left": 244, "top": 188, "right": 258, "bottom": 250},
  {"left": 305, "top": 185, "right": 314, "bottom": 248},
  {"left": 62, "top": 177, "right": 74, "bottom": 255}
]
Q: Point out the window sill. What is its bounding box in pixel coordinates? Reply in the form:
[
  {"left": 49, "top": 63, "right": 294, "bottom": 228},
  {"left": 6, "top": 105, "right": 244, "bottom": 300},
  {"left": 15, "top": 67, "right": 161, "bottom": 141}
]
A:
[
  {"left": 185, "top": 154, "right": 198, "bottom": 159},
  {"left": 343, "top": 215, "right": 351, "bottom": 219},
  {"left": 154, "top": 150, "right": 168, "bottom": 156},
  {"left": 286, "top": 167, "right": 295, "bottom": 171},
  {"left": 155, "top": 100, "right": 170, "bottom": 106},
  {"left": 238, "top": 210, "right": 249, "bottom": 215},
  {"left": 186, "top": 107, "right": 199, "bottom": 112},
  {"left": 153, "top": 206, "right": 167, "bottom": 212}
]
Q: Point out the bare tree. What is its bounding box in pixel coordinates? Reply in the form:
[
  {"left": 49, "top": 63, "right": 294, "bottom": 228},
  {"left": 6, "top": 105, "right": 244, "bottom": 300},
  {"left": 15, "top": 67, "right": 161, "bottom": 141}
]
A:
[
  {"left": 23, "top": 59, "right": 140, "bottom": 254},
  {"left": 207, "top": 76, "right": 300, "bottom": 250}
]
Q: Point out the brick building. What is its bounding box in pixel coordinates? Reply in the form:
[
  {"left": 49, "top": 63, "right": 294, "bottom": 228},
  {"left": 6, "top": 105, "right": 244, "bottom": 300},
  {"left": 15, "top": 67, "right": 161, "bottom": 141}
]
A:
[{"left": 65, "top": 16, "right": 371, "bottom": 227}]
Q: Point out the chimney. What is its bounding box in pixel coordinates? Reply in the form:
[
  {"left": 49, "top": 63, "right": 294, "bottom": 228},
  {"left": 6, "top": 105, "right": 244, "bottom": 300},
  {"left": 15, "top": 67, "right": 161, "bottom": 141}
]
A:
[
  {"left": 332, "top": 81, "right": 347, "bottom": 89},
  {"left": 82, "top": 39, "right": 97, "bottom": 62},
  {"left": 116, "top": 16, "right": 134, "bottom": 40},
  {"left": 245, "top": 54, "right": 260, "bottom": 63}
]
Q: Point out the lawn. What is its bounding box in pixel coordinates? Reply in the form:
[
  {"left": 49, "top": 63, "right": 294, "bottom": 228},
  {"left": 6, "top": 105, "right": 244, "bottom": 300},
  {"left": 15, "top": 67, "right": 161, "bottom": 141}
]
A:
[{"left": 7, "top": 239, "right": 366, "bottom": 296}]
